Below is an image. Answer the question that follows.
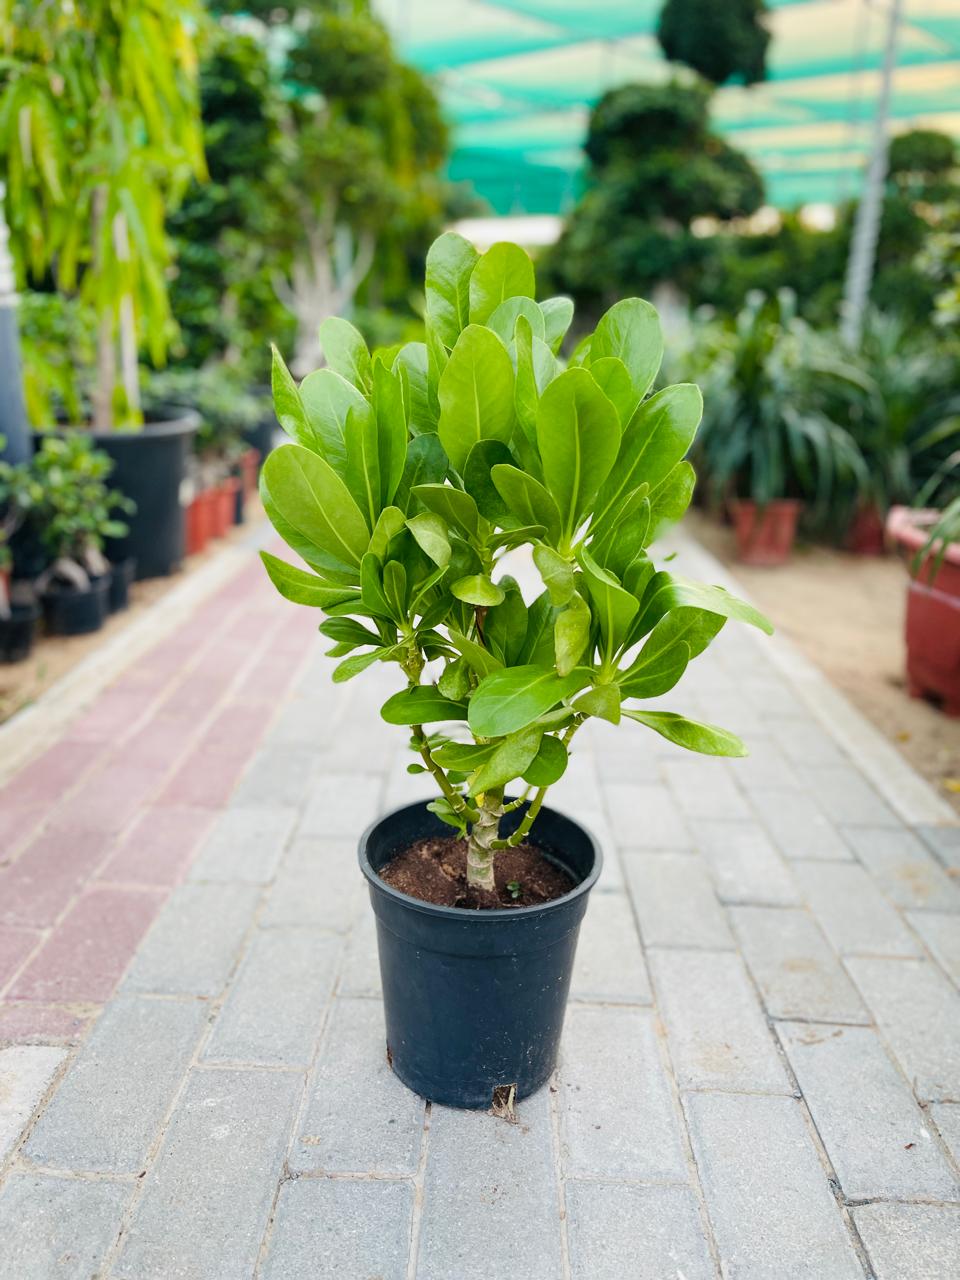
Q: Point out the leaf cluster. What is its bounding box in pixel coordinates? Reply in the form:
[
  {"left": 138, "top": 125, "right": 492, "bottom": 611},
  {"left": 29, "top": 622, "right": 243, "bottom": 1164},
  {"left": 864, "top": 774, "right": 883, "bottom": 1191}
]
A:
[{"left": 260, "top": 235, "right": 772, "bottom": 834}]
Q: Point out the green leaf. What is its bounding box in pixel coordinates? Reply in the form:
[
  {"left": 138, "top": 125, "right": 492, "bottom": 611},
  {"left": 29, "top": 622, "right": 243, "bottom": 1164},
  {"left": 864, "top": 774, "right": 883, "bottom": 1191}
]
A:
[
  {"left": 540, "top": 297, "right": 574, "bottom": 353},
  {"left": 592, "top": 385, "right": 703, "bottom": 536},
  {"left": 318, "top": 617, "right": 382, "bottom": 648},
  {"left": 433, "top": 740, "right": 496, "bottom": 770},
  {"left": 262, "top": 444, "right": 369, "bottom": 569},
  {"left": 648, "top": 462, "right": 696, "bottom": 543},
  {"left": 447, "top": 628, "right": 503, "bottom": 676},
  {"left": 618, "top": 641, "right": 690, "bottom": 699},
  {"left": 633, "top": 606, "right": 725, "bottom": 667},
  {"left": 426, "top": 797, "right": 468, "bottom": 834},
  {"left": 425, "top": 232, "right": 479, "bottom": 348},
  {"left": 635, "top": 575, "right": 774, "bottom": 638},
  {"left": 623, "top": 710, "right": 748, "bottom": 757},
  {"left": 533, "top": 544, "right": 575, "bottom": 605},
  {"left": 360, "top": 554, "right": 395, "bottom": 620},
  {"left": 343, "top": 405, "right": 381, "bottom": 529},
  {"left": 469, "top": 665, "right": 591, "bottom": 737},
  {"left": 368, "top": 506, "right": 407, "bottom": 560},
  {"left": 382, "top": 560, "right": 408, "bottom": 621},
  {"left": 333, "top": 647, "right": 395, "bottom": 683},
  {"left": 486, "top": 296, "right": 544, "bottom": 347},
  {"left": 413, "top": 483, "right": 481, "bottom": 539},
  {"left": 574, "top": 683, "right": 621, "bottom": 724},
  {"left": 483, "top": 577, "right": 528, "bottom": 665},
  {"left": 451, "top": 574, "right": 505, "bottom": 606},
  {"left": 372, "top": 361, "right": 408, "bottom": 507},
  {"left": 437, "top": 657, "right": 471, "bottom": 700},
  {"left": 394, "top": 434, "right": 447, "bottom": 513},
  {"left": 319, "top": 316, "right": 372, "bottom": 394},
  {"left": 438, "top": 325, "right": 515, "bottom": 473},
  {"left": 554, "top": 590, "right": 592, "bottom": 675},
  {"left": 380, "top": 687, "right": 468, "bottom": 725},
  {"left": 578, "top": 547, "right": 638, "bottom": 655},
  {"left": 523, "top": 734, "right": 568, "bottom": 786},
  {"left": 492, "top": 464, "right": 562, "bottom": 546},
  {"left": 537, "top": 368, "right": 621, "bottom": 544},
  {"left": 468, "top": 242, "right": 536, "bottom": 325},
  {"left": 406, "top": 513, "right": 451, "bottom": 568},
  {"left": 271, "top": 345, "right": 314, "bottom": 451},
  {"left": 259, "top": 552, "right": 357, "bottom": 608},
  {"left": 518, "top": 591, "right": 559, "bottom": 667},
  {"left": 394, "top": 343, "right": 436, "bottom": 435},
  {"left": 589, "top": 356, "right": 639, "bottom": 427},
  {"left": 471, "top": 726, "right": 543, "bottom": 795},
  {"left": 591, "top": 298, "right": 663, "bottom": 400},
  {"left": 299, "top": 369, "right": 373, "bottom": 476},
  {"left": 462, "top": 440, "right": 513, "bottom": 522}
]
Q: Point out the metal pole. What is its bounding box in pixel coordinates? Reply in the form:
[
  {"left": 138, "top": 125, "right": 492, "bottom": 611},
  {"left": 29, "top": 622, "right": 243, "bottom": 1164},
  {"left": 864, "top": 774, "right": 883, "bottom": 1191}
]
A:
[
  {"left": 840, "top": 0, "right": 904, "bottom": 348},
  {"left": 0, "top": 183, "right": 31, "bottom": 464}
]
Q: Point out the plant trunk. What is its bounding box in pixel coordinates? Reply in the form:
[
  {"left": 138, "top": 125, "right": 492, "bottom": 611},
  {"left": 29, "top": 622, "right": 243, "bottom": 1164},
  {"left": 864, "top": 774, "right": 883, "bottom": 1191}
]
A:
[
  {"left": 92, "top": 186, "right": 114, "bottom": 432},
  {"left": 466, "top": 796, "right": 502, "bottom": 892}
]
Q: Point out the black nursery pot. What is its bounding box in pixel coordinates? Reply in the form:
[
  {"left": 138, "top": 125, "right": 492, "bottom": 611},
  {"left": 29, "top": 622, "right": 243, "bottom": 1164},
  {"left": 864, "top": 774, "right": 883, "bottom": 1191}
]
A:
[
  {"left": 108, "top": 558, "right": 136, "bottom": 612},
  {"left": 359, "top": 800, "right": 602, "bottom": 1110},
  {"left": 0, "top": 600, "right": 39, "bottom": 662},
  {"left": 42, "top": 572, "right": 112, "bottom": 636}
]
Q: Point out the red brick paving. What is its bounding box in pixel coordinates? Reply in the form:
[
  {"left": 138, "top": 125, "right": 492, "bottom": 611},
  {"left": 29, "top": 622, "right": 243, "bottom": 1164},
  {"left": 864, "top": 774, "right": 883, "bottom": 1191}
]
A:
[{"left": 99, "top": 806, "right": 215, "bottom": 888}]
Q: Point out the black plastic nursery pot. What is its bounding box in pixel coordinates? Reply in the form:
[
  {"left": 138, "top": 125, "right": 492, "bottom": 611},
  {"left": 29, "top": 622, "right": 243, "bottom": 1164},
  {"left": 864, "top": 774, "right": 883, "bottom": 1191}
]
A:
[
  {"left": 42, "top": 572, "right": 112, "bottom": 636},
  {"left": 0, "top": 600, "right": 40, "bottom": 663},
  {"left": 108, "top": 558, "right": 136, "bottom": 612},
  {"left": 359, "top": 799, "right": 602, "bottom": 1110}
]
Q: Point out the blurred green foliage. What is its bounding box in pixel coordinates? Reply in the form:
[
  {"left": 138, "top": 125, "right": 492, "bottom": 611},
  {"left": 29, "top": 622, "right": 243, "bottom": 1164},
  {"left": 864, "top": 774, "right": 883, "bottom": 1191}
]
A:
[{"left": 657, "top": 0, "right": 770, "bottom": 86}]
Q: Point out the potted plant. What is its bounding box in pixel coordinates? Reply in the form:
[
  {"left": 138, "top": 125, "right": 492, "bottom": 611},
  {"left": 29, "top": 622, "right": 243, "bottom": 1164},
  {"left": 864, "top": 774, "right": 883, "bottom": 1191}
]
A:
[
  {"left": 694, "top": 290, "right": 867, "bottom": 565},
  {"left": 259, "top": 233, "right": 773, "bottom": 1108},
  {"left": 0, "top": 449, "right": 40, "bottom": 662},
  {"left": 887, "top": 495, "right": 960, "bottom": 715},
  {"left": 28, "top": 437, "right": 132, "bottom": 635}
]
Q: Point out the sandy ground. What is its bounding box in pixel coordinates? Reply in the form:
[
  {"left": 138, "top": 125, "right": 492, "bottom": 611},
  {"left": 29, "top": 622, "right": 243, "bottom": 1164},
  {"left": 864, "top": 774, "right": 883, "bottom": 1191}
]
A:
[
  {"left": 0, "top": 508, "right": 262, "bottom": 725},
  {"left": 688, "top": 510, "right": 960, "bottom": 818}
]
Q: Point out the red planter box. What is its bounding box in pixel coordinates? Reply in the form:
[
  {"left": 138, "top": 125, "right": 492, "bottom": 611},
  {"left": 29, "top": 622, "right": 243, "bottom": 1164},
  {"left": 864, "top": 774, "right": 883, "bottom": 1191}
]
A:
[{"left": 731, "top": 499, "right": 801, "bottom": 566}]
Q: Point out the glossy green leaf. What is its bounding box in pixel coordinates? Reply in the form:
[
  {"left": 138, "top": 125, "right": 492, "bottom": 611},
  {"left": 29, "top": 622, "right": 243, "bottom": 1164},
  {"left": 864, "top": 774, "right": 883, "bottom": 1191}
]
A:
[
  {"left": 360, "top": 553, "right": 395, "bottom": 620},
  {"left": 492, "top": 464, "right": 562, "bottom": 546},
  {"left": 635, "top": 574, "right": 774, "bottom": 638},
  {"left": 259, "top": 551, "right": 356, "bottom": 608},
  {"left": 591, "top": 298, "right": 663, "bottom": 400},
  {"left": 393, "top": 343, "right": 436, "bottom": 435},
  {"left": 574, "top": 683, "right": 621, "bottom": 724},
  {"left": 271, "top": 345, "right": 315, "bottom": 451},
  {"left": 468, "top": 241, "right": 535, "bottom": 325},
  {"left": 623, "top": 709, "right": 747, "bottom": 757},
  {"left": 382, "top": 560, "right": 408, "bottom": 620},
  {"left": 522, "top": 734, "right": 568, "bottom": 786},
  {"left": 425, "top": 232, "right": 478, "bottom": 348},
  {"left": 372, "top": 361, "right": 407, "bottom": 506},
  {"left": 578, "top": 547, "right": 638, "bottom": 655},
  {"left": 592, "top": 384, "right": 703, "bottom": 535},
  {"left": 533, "top": 544, "right": 575, "bottom": 605},
  {"left": 540, "top": 297, "right": 574, "bottom": 353},
  {"left": 536, "top": 368, "right": 621, "bottom": 544},
  {"left": 451, "top": 574, "right": 505, "bottom": 606},
  {"left": 413, "top": 483, "right": 481, "bottom": 538},
  {"left": 262, "top": 444, "right": 369, "bottom": 569},
  {"left": 333, "top": 647, "right": 400, "bottom": 684},
  {"left": 517, "top": 591, "right": 559, "bottom": 667},
  {"left": 469, "top": 665, "right": 591, "bottom": 737},
  {"left": 634, "top": 606, "right": 725, "bottom": 667},
  {"left": 438, "top": 325, "right": 515, "bottom": 473},
  {"left": 554, "top": 591, "right": 591, "bottom": 675},
  {"left": 319, "top": 316, "right": 372, "bottom": 394},
  {"left": 647, "top": 462, "right": 696, "bottom": 542},
  {"left": 471, "top": 726, "right": 543, "bottom": 795},
  {"left": 299, "top": 368, "right": 372, "bottom": 476},
  {"left": 394, "top": 434, "right": 447, "bottom": 513},
  {"left": 437, "top": 656, "right": 471, "bottom": 700},
  {"left": 406, "top": 513, "right": 451, "bottom": 568},
  {"left": 486, "top": 296, "right": 544, "bottom": 346},
  {"left": 462, "top": 439, "right": 513, "bottom": 522},
  {"left": 432, "top": 740, "right": 496, "bottom": 770},
  {"left": 483, "top": 577, "right": 527, "bottom": 666},
  {"left": 447, "top": 628, "right": 503, "bottom": 676},
  {"left": 368, "top": 506, "right": 406, "bottom": 560},
  {"left": 318, "top": 617, "right": 382, "bottom": 648},
  {"left": 589, "top": 356, "right": 640, "bottom": 427},
  {"left": 618, "top": 641, "right": 690, "bottom": 699},
  {"left": 343, "top": 405, "right": 381, "bottom": 528},
  {"left": 380, "top": 686, "right": 468, "bottom": 725}
]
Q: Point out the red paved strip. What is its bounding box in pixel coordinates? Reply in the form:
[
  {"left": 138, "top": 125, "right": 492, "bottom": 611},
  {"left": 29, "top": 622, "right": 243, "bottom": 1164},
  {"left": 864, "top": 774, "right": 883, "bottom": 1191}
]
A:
[
  {"left": 0, "top": 830, "right": 110, "bottom": 928},
  {"left": 52, "top": 762, "right": 161, "bottom": 837},
  {"left": 99, "top": 806, "right": 215, "bottom": 888},
  {"left": 0, "top": 1002, "right": 93, "bottom": 1043},
  {"left": 0, "top": 924, "right": 39, "bottom": 987}
]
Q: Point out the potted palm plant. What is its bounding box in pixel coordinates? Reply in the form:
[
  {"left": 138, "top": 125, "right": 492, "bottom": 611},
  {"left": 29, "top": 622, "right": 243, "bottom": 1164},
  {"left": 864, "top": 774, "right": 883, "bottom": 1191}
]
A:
[
  {"left": 694, "top": 290, "right": 867, "bottom": 565},
  {"left": 260, "top": 233, "right": 773, "bottom": 1108}
]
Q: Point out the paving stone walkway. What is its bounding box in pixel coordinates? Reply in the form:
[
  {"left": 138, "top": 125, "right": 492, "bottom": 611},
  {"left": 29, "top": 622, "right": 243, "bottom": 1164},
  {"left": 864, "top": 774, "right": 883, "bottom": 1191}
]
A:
[{"left": 0, "top": 530, "right": 959, "bottom": 1279}]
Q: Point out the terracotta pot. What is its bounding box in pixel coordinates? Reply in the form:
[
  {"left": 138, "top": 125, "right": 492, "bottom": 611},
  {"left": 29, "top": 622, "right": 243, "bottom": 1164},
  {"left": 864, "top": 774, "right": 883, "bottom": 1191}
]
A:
[
  {"left": 185, "top": 497, "right": 206, "bottom": 556},
  {"left": 887, "top": 506, "right": 960, "bottom": 715},
  {"left": 240, "top": 448, "right": 260, "bottom": 499},
  {"left": 730, "top": 499, "right": 802, "bottom": 566},
  {"left": 846, "top": 503, "right": 886, "bottom": 557},
  {"left": 213, "top": 477, "right": 239, "bottom": 536}
]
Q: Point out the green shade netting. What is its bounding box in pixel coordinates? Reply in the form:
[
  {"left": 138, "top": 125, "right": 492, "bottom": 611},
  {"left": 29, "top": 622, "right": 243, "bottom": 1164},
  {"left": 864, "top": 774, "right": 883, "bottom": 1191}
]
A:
[{"left": 375, "top": 0, "right": 960, "bottom": 212}]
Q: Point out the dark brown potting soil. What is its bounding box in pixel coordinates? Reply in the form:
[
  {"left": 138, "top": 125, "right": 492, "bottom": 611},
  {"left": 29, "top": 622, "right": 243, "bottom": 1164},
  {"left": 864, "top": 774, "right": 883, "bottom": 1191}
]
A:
[{"left": 380, "top": 835, "right": 576, "bottom": 909}]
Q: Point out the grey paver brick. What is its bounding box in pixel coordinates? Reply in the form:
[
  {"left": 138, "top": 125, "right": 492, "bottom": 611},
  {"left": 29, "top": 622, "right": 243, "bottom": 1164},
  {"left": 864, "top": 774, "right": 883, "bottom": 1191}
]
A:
[
  {"left": 802, "top": 763, "right": 899, "bottom": 825},
  {"left": 695, "top": 687, "right": 764, "bottom": 737},
  {"left": 663, "top": 759, "right": 751, "bottom": 820},
  {"left": 233, "top": 745, "right": 318, "bottom": 806},
  {"left": 624, "top": 852, "right": 734, "bottom": 950},
  {"left": 649, "top": 949, "right": 791, "bottom": 1094},
  {"left": 692, "top": 819, "right": 800, "bottom": 905},
  {"left": 0, "top": 1045, "right": 65, "bottom": 1165},
  {"left": 25, "top": 996, "right": 207, "bottom": 1173},
  {"left": 189, "top": 806, "right": 297, "bottom": 884},
  {"left": 560, "top": 1005, "right": 687, "bottom": 1180},
  {"left": 685, "top": 1091, "right": 862, "bottom": 1280},
  {"left": 908, "top": 910, "right": 960, "bottom": 986},
  {"left": 725, "top": 735, "right": 798, "bottom": 790},
  {"left": 765, "top": 715, "right": 848, "bottom": 766},
  {"left": 930, "top": 1102, "right": 960, "bottom": 1165},
  {"left": 297, "top": 773, "right": 384, "bottom": 838},
  {"left": 203, "top": 928, "right": 341, "bottom": 1065},
  {"left": 749, "top": 787, "right": 852, "bottom": 861},
  {"left": 123, "top": 883, "right": 260, "bottom": 995},
  {"left": 262, "top": 1177, "right": 413, "bottom": 1280},
  {"left": 846, "top": 957, "right": 960, "bottom": 1101},
  {"left": 742, "top": 676, "right": 806, "bottom": 718},
  {"left": 0, "top": 1173, "right": 130, "bottom": 1280},
  {"left": 793, "top": 861, "right": 921, "bottom": 957},
  {"left": 853, "top": 1203, "right": 960, "bottom": 1280},
  {"left": 842, "top": 826, "right": 960, "bottom": 911},
  {"left": 260, "top": 837, "right": 364, "bottom": 931},
  {"left": 779, "top": 1021, "right": 959, "bottom": 1200},
  {"left": 417, "top": 1093, "right": 562, "bottom": 1280},
  {"left": 604, "top": 782, "right": 691, "bottom": 849},
  {"left": 570, "top": 890, "right": 651, "bottom": 1003},
  {"left": 113, "top": 1067, "right": 301, "bottom": 1280},
  {"left": 291, "top": 997, "right": 423, "bottom": 1174},
  {"left": 565, "top": 1181, "right": 714, "bottom": 1280},
  {"left": 918, "top": 824, "right": 960, "bottom": 871},
  {"left": 729, "top": 906, "right": 869, "bottom": 1024}
]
